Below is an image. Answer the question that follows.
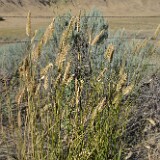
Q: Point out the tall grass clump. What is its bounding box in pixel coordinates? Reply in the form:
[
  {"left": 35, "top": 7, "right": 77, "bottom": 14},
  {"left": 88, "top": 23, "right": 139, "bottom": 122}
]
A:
[{"left": 0, "top": 10, "right": 159, "bottom": 160}]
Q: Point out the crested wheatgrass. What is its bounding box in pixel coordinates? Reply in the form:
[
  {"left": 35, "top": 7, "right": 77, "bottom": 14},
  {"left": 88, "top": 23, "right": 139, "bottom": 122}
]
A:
[
  {"left": 133, "top": 39, "right": 148, "bottom": 54},
  {"left": 44, "top": 75, "right": 49, "bottom": 90},
  {"left": 31, "top": 19, "right": 55, "bottom": 62},
  {"left": 31, "top": 30, "right": 38, "bottom": 44},
  {"left": 64, "top": 76, "right": 73, "bottom": 86},
  {"left": 97, "top": 67, "right": 107, "bottom": 82},
  {"left": 122, "top": 84, "right": 134, "bottom": 96},
  {"left": 40, "top": 63, "right": 53, "bottom": 77},
  {"left": 2, "top": 10, "right": 153, "bottom": 160},
  {"left": 104, "top": 44, "right": 114, "bottom": 63},
  {"left": 43, "top": 18, "right": 55, "bottom": 45},
  {"left": 76, "top": 10, "right": 81, "bottom": 32},
  {"left": 55, "top": 44, "right": 71, "bottom": 70},
  {"left": 152, "top": 24, "right": 160, "bottom": 40},
  {"left": 62, "top": 61, "right": 71, "bottom": 83},
  {"left": 55, "top": 17, "right": 75, "bottom": 70},
  {"left": 32, "top": 40, "right": 43, "bottom": 62},
  {"left": 59, "top": 17, "right": 76, "bottom": 50},
  {"left": 116, "top": 72, "right": 127, "bottom": 92},
  {"left": 91, "top": 29, "right": 105, "bottom": 46},
  {"left": 90, "top": 97, "right": 106, "bottom": 127}
]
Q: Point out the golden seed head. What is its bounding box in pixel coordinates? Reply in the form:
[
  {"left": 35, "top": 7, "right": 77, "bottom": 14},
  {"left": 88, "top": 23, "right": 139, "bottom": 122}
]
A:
[
  {"left": 104, "top": 44, "right": 114, "bottom": 63},
  {"left": 122, "top": 84, "right": 134, "bottom": 96},
  {"left": 116, "top": 72, "right": 127, "bottom": 92},
  {"left": 62, "top": 61, "right": 71, "bottom": 83},
  {"left": 64, "top": 76, "right": 73, "bottom": 86},
  {"left": 147, "top": 118, "right": 156, "bottom": 126},
  {"left": 44, "top": 75, "right": 49, "bottom": 90},
  {"left": 90, "top": 97, "right": 106, "bottom": 123},
  {"left": 54, "top": 73, "right": 62, "bottom": 86},
  {"left": 35, "top": 83, "right": 41, "bottom": 96},
  {"left": 76, "top": 10, "right": 81, "bottom": 32},
  {"left": 40, "top": 63, "right": 53, "bottom": 76},
  {"left": 133, "top": 39, "right": 148, "bottom": 54},
  {"left": 31, "top": 29, "right": 38, "bottom": 44},
  {"left": 32, "top": 40, "right": 43, "bottom": 62},
  {"left": 59, "top": 17, "right": 76, "bottom": 49},
  {"left": 97, "top": 68, "right": 107, "bottom": 82},
  {"left": 17, "top": 111, "right": 22, "bottom": 128},
  {"left": 27, "top": 80, "right": 36, "bottom": 94},
  {"left": 19, "top": 57, "right": 31, "bottom": 81},
  {"left": 55, "top": 44, "right": 70, "bottom": 70},
  {"left": 43, "top": 18, "right": 55, "bottom": 45},
  {"left": 152, "top": 24, "right": 160, "bottom": 40},
  {"left": 88, "top": 33, "right": 92, "bottom": 45},
  {"left": 112, "top": 93, "right": 121, "bottom": 106},
  {"left": 91, "top": 29, "right": 105, "bottom": 46},
  {"left": 16, "top": 87, "right": 26, "bottom": 105},
  {"left": 40, "top": 104, "right": 51, "bottom": 117}
]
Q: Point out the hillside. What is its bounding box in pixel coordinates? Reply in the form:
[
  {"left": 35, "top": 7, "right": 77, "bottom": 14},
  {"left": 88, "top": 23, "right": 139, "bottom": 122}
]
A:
[
  {"left": 0, "top": 0, "right": 51, "bottom": 15},
  {"left": 0, "top": 0, "right": 160, "bottom": 16},
  {"left": 0, "top": 0, "right": 50, "bottom": 6}
]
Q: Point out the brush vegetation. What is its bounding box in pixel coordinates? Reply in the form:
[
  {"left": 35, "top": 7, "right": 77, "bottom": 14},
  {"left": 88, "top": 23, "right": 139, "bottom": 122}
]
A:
[{"left": 0, "top": 10, "right": 160, "bottom": 160}]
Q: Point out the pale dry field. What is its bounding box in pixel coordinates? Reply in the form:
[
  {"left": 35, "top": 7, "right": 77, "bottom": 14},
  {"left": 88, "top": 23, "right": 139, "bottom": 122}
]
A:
[
  {"left": 0, "top": 0, "right": 160, "bottom": 43},
  {"left": 0, "top": 16, "right": 160, "bottom": 43}
]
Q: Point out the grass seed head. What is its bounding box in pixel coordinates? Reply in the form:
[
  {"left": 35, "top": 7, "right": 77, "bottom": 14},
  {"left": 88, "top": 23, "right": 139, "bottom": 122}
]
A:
[
  {"left": 90, "top": 97, "right": 106, "bottom": 126},
  {"left": 104, "top": 44, "right": 114, "bottom": 63},
  {"left": 116, "top": 72, "right": 127, "bottom": 92},
  {"left": 32, "top": 40, "right": 43, "bottom": 62},
  {"left": 35, "top": 83, "right": 41, "bottom": 96},
  {"left": 55, "top": 44, "right": 71, "bottom": 70},
  {"left": 40, "top": 63, "right": 53, "bottom": 76},
  {"left": 133, "top": 39, "right": 148, "bottom": 54},
  {"left": 64, "top": 76, "right": 73, "bottom": 86},
  {"left": 44, "top": 75, "right": 49, "bottom": 90},
  {"left": 31, "top": 30, "right": 38, "bottom": 44},
  {"left": 152, "top": 24, "right": 160, "bottom": 40},
  {"left": 16, "top": 87, "right": 26, "bottom": 105},
  {"left": 54, "top": 73, "right": 62, "bottom": 86},
  {"left": 76, "top": 10, "right": 81, "bottom": 32},
  {"left": 43, "top": 18, "right": 55, "bottom": 45},
  {"left": 62, "top": 61, "right": 71, "bottom": 83},
  {"left": 59, "top": 17, "right": 76, "bottom": 49},
  {"left": 91, "top": 29, "right": 105, "bottom": 46},
  {"left": 97, "top": 68, "right": 107, "bottom": 82},
  {"left": 122, "top": 84, "right": 134, "bottom": 96}
]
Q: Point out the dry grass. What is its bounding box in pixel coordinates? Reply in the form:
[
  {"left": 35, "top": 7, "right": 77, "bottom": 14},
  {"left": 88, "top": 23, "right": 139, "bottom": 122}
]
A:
[{"left": 0, "top": 9, "right": 160, "bottom": 160}]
